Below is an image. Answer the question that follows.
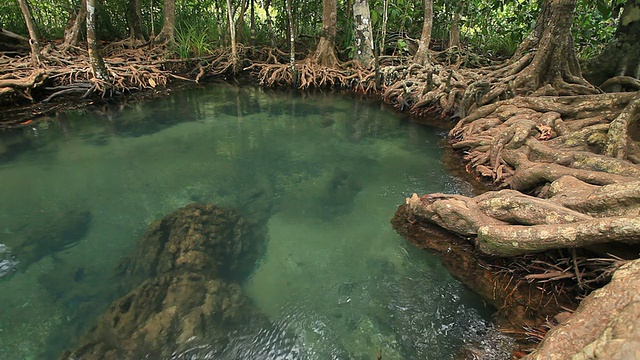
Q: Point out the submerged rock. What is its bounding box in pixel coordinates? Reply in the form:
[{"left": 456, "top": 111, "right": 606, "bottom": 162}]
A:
[
  {"left": 319, "top": 167, "right": 363, "bottom": 220},
  {"left": 61, "top": 203, "right": 269, "bottom": 359},
  {"left": 61, "top": 273, "right": 267, "bottom": 360},
  {"left": 121, "top": 203, "right": 264, "bottom": 284}
]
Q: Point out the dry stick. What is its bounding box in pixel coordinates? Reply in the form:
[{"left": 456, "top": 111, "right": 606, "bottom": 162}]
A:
[
  {"left": 17, "top": 0, "right": 42, "bottom": 66},
  {"left": 571, "top": 248, "right": 583, "bottom": 289}
]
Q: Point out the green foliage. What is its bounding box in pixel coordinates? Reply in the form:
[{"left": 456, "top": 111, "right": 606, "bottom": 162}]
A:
[
  {"left": 96, "top": 0, "right": 128, "bottom": 40},
  {"left": 460, "top": 0, "right": 538, "bottom": 57},
  {"left": 482, "top": 31, "right": 522, "bottom": 58},
  {"left": 1, "top": 1, "right": 28, "bottom": 36},
  {"left": 0, "top": 0, "right": 73, "bottom": 39},
  {"left": 336, "top": 0, "right": 355, "bottom": 60},
  {"left": 573, "top": 0, "right": 618, "bottom": 60},
  {"left": 175, "top": 20, "right": 215, "bottom": 58},
  {"left": 0, "top": 0, "right": 625, "bottom": 64}
]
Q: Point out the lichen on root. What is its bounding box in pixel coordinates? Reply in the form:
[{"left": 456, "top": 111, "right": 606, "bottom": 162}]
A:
[{"left": 403, "top": 86, "right": 640, "bottom": 257}]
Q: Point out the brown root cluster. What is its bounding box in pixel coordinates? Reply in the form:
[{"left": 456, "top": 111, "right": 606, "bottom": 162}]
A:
[
  {"left": 246, "top": 52, "right": 379, "bottom": 92},
  {"left": 0, "top": 42, "right": 255, "bottom": 110},
  {"left": 406, "top": 90, "right": 640, "bottom": 255},
  {"left": 380, "top": 62, "right": 475, "bottom": 117},
  {"left": 0, "top": 45, "right": 174, "bottom": 102},
  {"left": 390, "top": 46, "right": 640, "bottom": 355}
]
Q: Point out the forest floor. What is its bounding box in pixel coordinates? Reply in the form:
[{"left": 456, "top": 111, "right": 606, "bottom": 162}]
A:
[{"left": 1, "top": 41, "right": 639, "bottom": 358}]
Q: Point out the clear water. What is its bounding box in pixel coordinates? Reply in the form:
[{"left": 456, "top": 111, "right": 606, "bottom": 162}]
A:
[{"left": 0, "top": 85, "right": 506, "bottom": 359}]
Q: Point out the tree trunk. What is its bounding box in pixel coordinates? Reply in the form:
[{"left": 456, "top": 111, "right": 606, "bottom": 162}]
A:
[
  {"left": 249, "top": 0, "right": 255, "bottom": 45},
  {"left": 313, "top": 0, "right": 338, "bottom": 67},
  {"left": 155, "top": 0, "right": 175, "bottom": 44},
  {"left": 352, "top": 0, "right": 375, "bottom": 66},
  {"left": 264, "top": 0, "right": 276, "bottom": 47},
  {"left": 509, "top": 0, "right": 596, "bottom": 96},
  {"left": 236, "top": 0, "right": 249, "bottom": 43},
  {"left": 584, "top": 0, "right": 640, "bottom": 91},
  {"left": 449, "top": 8, "right": 461, "bottom": 49},
  {"left": 226, "top": 0, "right": 238, "bottom": 73},
  {"left": 379, "top": 0, "right": 388, "bottom": 56},
  {"left": 17, "top": 0, "right": 42, "bottom": 66},
  {"left": 604, "top": 91, "right": 640, "bottom": 159},
  {"left": 0, "top": 26, "right": 29, "bottom": 53},
  {"left": 413, "top": 0, "right": 433, "bottom": 65},
  {"left": 126, "top": 0, "right": 146, "bottom": 42},
  {"left": 150, "top": 0, "right": 155, "bottom": 37},
  {"left": 86, "top": 0, "right": 110, "bottom": 82},
  {"left": 62, "top": 0, "right": 87, "bottom": 51},
  {"left": 286, "top": 0, "right": 297, "bottom": 85}
]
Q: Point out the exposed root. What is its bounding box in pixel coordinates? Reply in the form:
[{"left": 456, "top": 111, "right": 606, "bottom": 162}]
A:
[
  {"left": 246, "top": 57, "right": 378, "bottom": 92},
  {"left": 380, "top": 62, "right": 479, "bottom": 117},
  {"left": 399, "top": 88, "right": 640, "bottom": 318}
]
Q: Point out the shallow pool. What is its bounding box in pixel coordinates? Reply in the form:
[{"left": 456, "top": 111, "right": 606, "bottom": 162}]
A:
[{"left": 0, "top": 85, "right": 506, "bottom": 359}]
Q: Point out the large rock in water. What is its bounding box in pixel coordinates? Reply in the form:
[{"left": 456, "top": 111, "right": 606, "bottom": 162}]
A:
[
  {"left": 61, "top": 203, "right": 268, "bottom": 359},
  {"left": 122, "top": 203, "right": 265, "bottom": 283},
  {"left": 525, "top": 258, "right": 640, "bottom": 360}
]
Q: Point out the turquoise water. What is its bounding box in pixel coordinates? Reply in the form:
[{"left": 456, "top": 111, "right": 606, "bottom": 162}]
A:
[{"left": 0, "top": 85, "right": 506, "bottom": 359}]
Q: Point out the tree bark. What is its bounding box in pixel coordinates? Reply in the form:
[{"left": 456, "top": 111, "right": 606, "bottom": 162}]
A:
[
  {"left": 508, "top": 0, "right": 596, "bottom": 96},
  {"left": 286, "top": 0, "right": 297, "bottom": 85},
  {"left": 413, "top": 0, "right": 433, "bottom": 65},
  {"left": 62, "top": 0, "right": 87, "bottom": 51},
  {"left": 524, "top": 259, "right": 640, "bottom": 360},
  {"left": 0, "top": 26, "right": 29, "bottom": 53},
  {"left": 86, "top": 0, "right": 110, "bottom": 82},
  {"left": 604, "top": 91, "right": 640, "bottom": 159},
  {"left": 313, "top": 0, "right": 338, "bottom": 67},
  {"left": 584, "top": 0, "right": 640, "bottom": 91},
  {"left": 352, "top": 0, "right": 375, "bottom": 66},
  {"left": 17, "top": 0, "right": 42, "bottom": 66},
  {"left": 126, "top": 0, "right": 146, "bottom": 42},
  {"left": 235, "top": 0, "right": 249, "bottom": 43},
  {"left": 226, "top": 0, "right": 238, "bottom": 73},
  {"left": 249, "top": 0, "right": 255, "bottom": 45},
  {"left": 477, "top": 216, "right": 640, "bottom": 256},
  {"left": 379, "top": 0, "right": 388, "bottom": 56},
  {"left": 155, "top": 0, "right": 175, "bottom": 44},
  {"left": 449, "top": 7, "right": 461, "bottom": 49}
]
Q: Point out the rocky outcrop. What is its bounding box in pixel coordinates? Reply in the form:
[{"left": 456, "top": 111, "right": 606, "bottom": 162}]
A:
[
  {"left": 121, "top": 203, "right": 264, "bottom": 284},
  {"left": 524, "top": 258, "right": 640, "bottom": 360},
  {"left": 62, "top": 273, "right": 267, "bottom": 360},
  {"left": 61, "top": 203, "right": 268, "bottom": 359}
]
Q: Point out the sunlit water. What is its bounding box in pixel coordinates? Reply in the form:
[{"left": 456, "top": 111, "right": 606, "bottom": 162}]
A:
[{"left": 0, "top": 85, "right": 508, "bottom": 359}]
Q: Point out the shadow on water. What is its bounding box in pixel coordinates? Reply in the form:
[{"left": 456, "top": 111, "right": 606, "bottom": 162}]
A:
[{"left": 0, "top": 85, "right": 511, "bottom": 359}]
